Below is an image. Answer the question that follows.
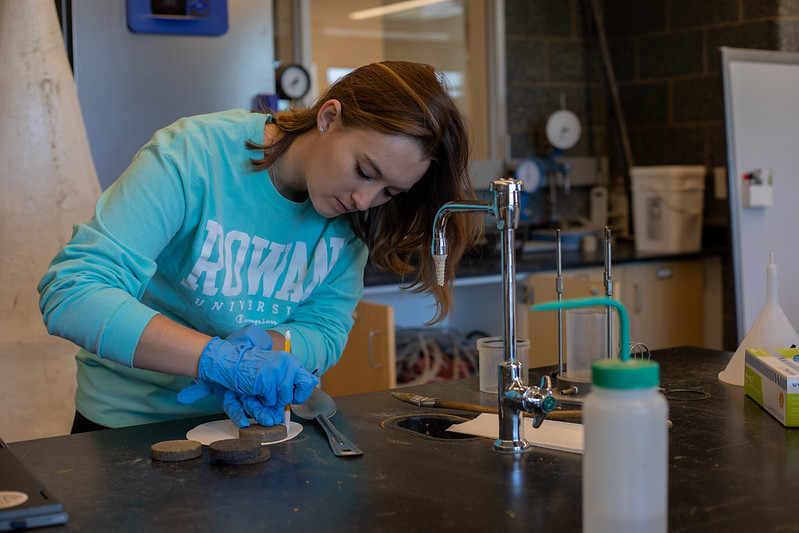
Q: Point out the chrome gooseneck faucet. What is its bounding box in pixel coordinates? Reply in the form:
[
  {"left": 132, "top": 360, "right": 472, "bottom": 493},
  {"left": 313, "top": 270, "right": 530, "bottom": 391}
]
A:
[{"left": 432, "top": 178, "right": 556, "bottom": 453}]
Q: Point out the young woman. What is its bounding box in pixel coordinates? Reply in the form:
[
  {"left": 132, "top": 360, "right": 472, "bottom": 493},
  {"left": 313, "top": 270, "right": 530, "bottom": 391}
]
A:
[{"left": 38, "top": 61, "right": 481, "bottom": 432}]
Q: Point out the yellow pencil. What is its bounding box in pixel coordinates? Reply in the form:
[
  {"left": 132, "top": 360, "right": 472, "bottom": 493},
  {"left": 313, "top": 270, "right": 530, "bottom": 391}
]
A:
[{"left": 284, "top": 330, "right": 291, "bottom": 427}]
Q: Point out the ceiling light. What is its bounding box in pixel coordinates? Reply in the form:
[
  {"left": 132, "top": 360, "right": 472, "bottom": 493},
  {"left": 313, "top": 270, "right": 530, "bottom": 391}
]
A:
[{"left": 348, "top": 0, "right": 449, "bottom": 21}]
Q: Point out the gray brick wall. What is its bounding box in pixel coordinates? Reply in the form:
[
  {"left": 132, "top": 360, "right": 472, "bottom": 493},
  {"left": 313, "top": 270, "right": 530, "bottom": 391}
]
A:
[
  {"left": 505, "top": 0, "right": 797, "bottom": 168},
  {"left": 503, "top": 0, "right": 798, "bottom": 349}
]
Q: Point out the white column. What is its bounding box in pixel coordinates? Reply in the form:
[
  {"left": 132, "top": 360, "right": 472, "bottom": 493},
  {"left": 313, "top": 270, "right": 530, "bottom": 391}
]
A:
[{"left": 0, "top": 0, "right": 101, "bottom": 441}]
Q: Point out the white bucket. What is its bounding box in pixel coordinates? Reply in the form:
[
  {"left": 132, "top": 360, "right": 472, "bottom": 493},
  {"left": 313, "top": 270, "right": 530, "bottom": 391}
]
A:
[{"left": 631, "top": 166, "right": 706, "bottom": 253}]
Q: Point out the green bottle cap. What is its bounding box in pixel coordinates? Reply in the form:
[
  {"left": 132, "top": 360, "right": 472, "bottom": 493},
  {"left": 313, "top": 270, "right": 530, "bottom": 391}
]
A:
[{"left": 592, "top": 358, "right": 660, "bottom": 389}]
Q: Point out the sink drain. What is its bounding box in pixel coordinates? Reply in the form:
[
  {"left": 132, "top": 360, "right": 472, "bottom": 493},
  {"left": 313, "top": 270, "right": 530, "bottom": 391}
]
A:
[{"left": 382, "top": 413, "right": 480, "bottom": 441}]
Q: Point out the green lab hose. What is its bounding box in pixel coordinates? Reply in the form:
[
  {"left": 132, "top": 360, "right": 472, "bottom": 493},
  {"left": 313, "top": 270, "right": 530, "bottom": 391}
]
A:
[{"left": 529, "top": 297, "right": 630, "bottom": 361}]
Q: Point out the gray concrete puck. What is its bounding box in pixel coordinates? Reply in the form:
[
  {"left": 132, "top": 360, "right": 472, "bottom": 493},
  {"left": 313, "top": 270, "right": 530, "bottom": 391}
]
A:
[
  {"left": 151, "top": 440, "right": 202, "bottom": 461},
  {"left": 208, "top": 438, "right": 261, "bottom": 463},
  {"left": 220, "top": 447, "right": 272, "bottom": 465},
  {"left": 239, "top": 423, "right": 288, "bottom": 443}
]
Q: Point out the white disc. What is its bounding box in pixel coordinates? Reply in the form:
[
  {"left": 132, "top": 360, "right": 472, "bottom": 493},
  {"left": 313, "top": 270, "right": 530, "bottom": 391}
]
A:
[{"left": 546, "top": 109, "right": 582, "bottom": 150}]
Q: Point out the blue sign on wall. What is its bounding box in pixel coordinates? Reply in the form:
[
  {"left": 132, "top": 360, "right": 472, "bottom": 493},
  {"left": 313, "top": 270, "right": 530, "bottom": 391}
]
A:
[{"left": 127, "top": 0, "right": 228, "bottom": 36}]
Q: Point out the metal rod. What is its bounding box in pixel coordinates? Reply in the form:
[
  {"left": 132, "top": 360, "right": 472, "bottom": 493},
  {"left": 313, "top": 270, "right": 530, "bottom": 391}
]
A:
[
  {"left": 604, "top": 227, "right": 613, "bottom": 358},
  {"left": 548, "top": 163, "right": 558, "bottom": 225},
  {"left": 556, "top": 229, "right": 563, "bottom": 376}
]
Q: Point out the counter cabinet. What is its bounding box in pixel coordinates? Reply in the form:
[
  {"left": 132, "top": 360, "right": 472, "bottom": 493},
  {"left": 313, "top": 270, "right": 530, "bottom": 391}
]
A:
[
  {"left": 328, "top": 256, "right": 721, "bottom": 396},
  {"left": 525, "top": 258, "right": 713, "bottom": 367},
  {"left": 322, "top": 301, "right": 396, "bottom": 396}
]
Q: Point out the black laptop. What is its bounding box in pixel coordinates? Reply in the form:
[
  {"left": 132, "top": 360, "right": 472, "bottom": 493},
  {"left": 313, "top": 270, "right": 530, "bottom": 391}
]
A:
[{"left": 0, "top": 438, "right": 68, "bottom": 531}]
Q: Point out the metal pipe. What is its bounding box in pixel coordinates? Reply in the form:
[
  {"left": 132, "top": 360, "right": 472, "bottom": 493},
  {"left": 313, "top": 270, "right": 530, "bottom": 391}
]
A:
[
  {"left": 490, "top": 179, "right": 521, "bottom": 368},
  {"left": 604, "top": 227, "right": 613, "bottom": 358},
  {"left": 556, "top": 229, "right": 563, "bottom": 376}
]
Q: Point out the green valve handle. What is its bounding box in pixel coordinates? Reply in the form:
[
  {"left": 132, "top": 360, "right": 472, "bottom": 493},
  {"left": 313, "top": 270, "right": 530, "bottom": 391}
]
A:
[
  {"left": 541, "top": 395, "right": 557, "bottom": 413},
  {"left": 529, "top": 297, "right": 630, "bottom": 361}
]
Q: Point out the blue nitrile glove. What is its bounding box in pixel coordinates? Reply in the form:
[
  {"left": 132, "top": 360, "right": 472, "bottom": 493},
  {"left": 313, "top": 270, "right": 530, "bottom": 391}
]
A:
[
  {"left": 239, "top": 394, "right": 287, "bottom": 426},
  {"left": 224, "top": 324, "right": 274, "bottom": 350},
  {"left": 197, "top": 326, "right": 318, "bottom": 406},
  {"left": 177, "top": 379, "right": 249, "bottom": 427},
  {"left": 177, "top": 380, "right": 285, "bottom": 427}
]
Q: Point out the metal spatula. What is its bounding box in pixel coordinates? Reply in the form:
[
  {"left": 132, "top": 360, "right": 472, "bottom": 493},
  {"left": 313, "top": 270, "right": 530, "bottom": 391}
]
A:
[{"left": 291, "top": 388, "right": 363, "bottom": 457}]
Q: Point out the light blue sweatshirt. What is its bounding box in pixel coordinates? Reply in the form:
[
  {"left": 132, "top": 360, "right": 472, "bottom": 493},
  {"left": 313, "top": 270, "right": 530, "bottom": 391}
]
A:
[{"left": 38, "top": 110, "right": 367, "bottom": 427}]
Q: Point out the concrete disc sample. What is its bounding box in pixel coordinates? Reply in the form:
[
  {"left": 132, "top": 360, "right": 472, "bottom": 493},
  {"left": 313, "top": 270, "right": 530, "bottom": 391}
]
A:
[
  {"left": 239, "top": 424, "right": 288, "bottom": 443},
  {"left": 219, "top": 447, "right": 272, "bottom": 465},
  {"left": 151, "top": 440, "right": 203, "bottom": 461},
  {"left": 208, "top": 438, "right": 266, "bottom": 465}
]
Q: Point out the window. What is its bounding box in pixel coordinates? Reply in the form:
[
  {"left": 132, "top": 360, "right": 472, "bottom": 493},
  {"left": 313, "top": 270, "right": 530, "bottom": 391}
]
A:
[{"left": 275, "top": 0, "right": 506, "bottom": 183}]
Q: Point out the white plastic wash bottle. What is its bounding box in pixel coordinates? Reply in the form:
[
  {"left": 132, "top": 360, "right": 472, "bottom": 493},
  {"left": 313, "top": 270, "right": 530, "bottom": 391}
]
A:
[
  {"left": 582, "top": 355, "right": 668, "bottom": 533},
  {"left": 528, "top": 296, "right": 668, "bottom": 533}
]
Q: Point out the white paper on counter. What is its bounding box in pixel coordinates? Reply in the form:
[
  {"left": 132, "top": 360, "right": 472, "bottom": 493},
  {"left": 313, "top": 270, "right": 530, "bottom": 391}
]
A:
[
  {"left": 447, "top": 413, "right": 584, "bottom": 454},
  {"left": 186, "top": 419, "right": 303, "bottom": 446}
]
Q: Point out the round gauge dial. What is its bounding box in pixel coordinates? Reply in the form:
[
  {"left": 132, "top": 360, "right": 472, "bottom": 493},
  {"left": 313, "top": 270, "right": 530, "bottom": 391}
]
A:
[
  {"left": 275, "top": 63, "right": 311, "bottom": 100},
  {"left": 545, "top": 109, "right": 582, "bottom": 150},
  {"left": 514, "top": 157, "right": 544, "bottom": 193}
]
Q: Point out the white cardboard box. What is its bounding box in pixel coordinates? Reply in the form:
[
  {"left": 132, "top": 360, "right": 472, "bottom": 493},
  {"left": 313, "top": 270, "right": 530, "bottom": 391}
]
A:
[
  {"left": 744, "top": 347, "right": 799, "bottom": 427},
  {"left": 742, "top": 183, "right": 774, "bottom": 207}
]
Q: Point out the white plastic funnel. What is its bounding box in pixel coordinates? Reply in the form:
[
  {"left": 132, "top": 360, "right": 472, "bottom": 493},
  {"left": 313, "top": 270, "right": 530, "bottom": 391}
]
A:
[{"left": 719, "top": 251, "right": 799, "bottom": 385}]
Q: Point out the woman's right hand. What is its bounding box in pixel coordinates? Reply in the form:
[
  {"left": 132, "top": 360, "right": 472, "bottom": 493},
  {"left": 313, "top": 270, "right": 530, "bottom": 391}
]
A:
[{"left": 197, "top": 325, "right": 318, "bottom": 407}]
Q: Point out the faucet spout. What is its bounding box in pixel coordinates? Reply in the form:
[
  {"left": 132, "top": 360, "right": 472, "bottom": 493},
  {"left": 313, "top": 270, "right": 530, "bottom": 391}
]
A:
[{"left": 431, "top": 200, "right": 492, "bottom": 286}]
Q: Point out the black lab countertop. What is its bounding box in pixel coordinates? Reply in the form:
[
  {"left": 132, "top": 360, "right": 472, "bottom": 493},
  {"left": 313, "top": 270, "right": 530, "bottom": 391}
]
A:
[{"left": 8, "top": 347, "right": 797, "bottom": 532}]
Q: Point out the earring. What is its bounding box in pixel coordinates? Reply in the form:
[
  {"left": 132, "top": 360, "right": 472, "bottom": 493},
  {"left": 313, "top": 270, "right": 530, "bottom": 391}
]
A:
[{"left": 319, "top": 126, "right": 324, "bottom": 133}]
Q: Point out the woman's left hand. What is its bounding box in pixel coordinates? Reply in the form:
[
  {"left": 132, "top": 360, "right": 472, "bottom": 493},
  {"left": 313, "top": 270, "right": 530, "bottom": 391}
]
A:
[{"left": 177, "top": 380, "right": 285, "bottom": 427}]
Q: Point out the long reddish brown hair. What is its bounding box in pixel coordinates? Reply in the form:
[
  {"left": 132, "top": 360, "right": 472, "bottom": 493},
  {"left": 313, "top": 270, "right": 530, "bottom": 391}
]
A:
[{"left": 249, "top": 61, "right": 482, "bottom": 323}]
